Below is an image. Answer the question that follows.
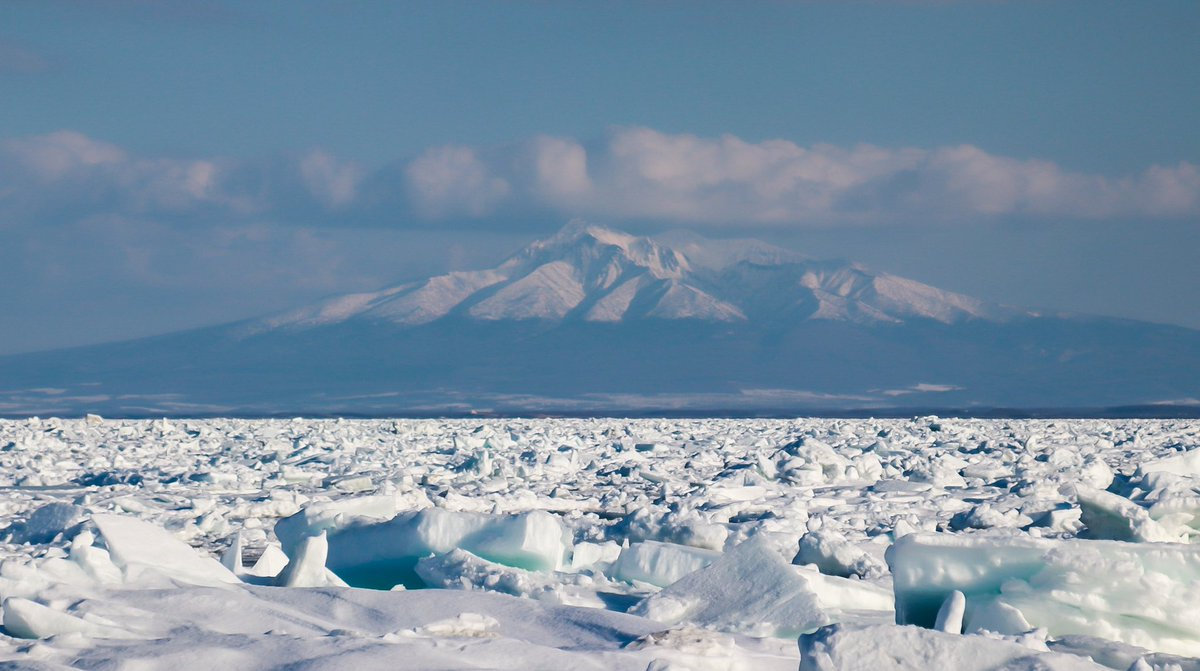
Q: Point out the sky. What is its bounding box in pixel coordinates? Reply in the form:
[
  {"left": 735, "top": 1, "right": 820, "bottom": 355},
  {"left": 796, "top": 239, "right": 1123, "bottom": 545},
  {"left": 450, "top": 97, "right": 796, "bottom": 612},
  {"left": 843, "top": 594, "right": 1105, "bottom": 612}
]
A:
[{"left": 0, "top": 0, "right": 1198, "bottom": 354}]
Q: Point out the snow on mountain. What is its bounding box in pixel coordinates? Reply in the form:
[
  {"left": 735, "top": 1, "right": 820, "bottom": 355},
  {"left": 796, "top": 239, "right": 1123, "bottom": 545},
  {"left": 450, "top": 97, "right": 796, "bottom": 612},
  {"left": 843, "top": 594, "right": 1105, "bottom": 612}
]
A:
[
  {"left": 3, "top": 219, "right": 1198, "bottom": 415},
  {"left": 794, "top": 264, "right": 1011, "bottom": 325},
  {"left": 653, "top": 229, "right": 809, "bottom": 271},
  {"left": 468, "top": 261, "right": 584, "bottom": 321},
  {"left": 247, "top": 221, "right": 1016, "bottom": 335}
]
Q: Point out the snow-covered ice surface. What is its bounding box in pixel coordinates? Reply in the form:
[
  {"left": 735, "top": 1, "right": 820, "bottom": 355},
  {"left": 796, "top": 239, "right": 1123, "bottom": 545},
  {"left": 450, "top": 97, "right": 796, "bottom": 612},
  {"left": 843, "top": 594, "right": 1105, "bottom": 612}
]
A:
[{"left": 1, "top": 416, "right": 1200, "bottom": 669}]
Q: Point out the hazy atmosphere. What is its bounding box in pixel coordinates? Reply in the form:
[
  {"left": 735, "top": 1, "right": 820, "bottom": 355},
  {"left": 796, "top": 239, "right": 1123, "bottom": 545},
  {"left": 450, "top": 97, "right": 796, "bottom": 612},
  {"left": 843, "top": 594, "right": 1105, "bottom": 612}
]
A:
[{"left": 2, "top": 0, "right": 1198, "bottom": 354}]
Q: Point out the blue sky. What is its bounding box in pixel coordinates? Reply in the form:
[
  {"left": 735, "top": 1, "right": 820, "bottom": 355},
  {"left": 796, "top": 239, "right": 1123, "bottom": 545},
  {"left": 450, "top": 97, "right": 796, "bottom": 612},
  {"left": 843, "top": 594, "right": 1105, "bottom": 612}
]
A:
[{"left": 1, "top": 0, "right": 1198, "bottom": 353}]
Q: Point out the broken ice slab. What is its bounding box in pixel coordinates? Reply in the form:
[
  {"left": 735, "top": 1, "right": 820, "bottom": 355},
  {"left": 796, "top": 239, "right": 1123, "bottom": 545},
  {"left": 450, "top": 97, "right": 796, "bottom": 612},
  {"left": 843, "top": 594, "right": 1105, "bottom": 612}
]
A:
[
  {"left": 3, "top": 502, "right": 86, "bottom": 545},
  {"left": 799, "top": 623, "right": 1109, "bottom": 671},
  {"left": 1075, "top": 486, "right": 1184, "bottom": 543},
  {"left": 275, "top": 505, "right": 572, "bottom": 589},
  {"left": 887, "top": 532, "right": 1200, "bottom": 656},
  {"left": 1137, "top": 449, "right": 1200, "bottom": 479},
  {"left": 631, "top": 537, "right": 892, "bottom": 638},
  {"left": 1, "top": 597, "right": 133, "bottom": 640},
  {"left": 607, "top": 540, "right": 719, "bottom": 588},
  {"left": 792, "top": 529, "right": 887, "bottom": 579},
  {"left": 92, "top": 514, "right": 240, "bottom": 587},
  {"left": 274, "top": 531, "right": 346, "bottom": 588}
]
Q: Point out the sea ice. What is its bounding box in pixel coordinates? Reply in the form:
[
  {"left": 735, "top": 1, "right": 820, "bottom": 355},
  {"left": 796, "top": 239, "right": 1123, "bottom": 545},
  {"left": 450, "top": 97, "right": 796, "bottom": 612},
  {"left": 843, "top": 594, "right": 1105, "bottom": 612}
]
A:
[
  {"left": 0, "top": 416, "right": 1197, "bottom": 668},
  {"left": 632, "top": 537, "right": 893, "bottom": 638},
  {"left": 277, "top": 506, "right": 570, "bottom": 589},
  {"left": 799, "top": 623, "right": 1109, "bottom": 670},
  {"left": 888, "top": 532, "right": 1200, "bottom": 656},
  {"left": 91, "top": 514, "right": 240, "bottom": 587},
  {"left": 609, "top": 540, "right": 720, "bottom": 587}
]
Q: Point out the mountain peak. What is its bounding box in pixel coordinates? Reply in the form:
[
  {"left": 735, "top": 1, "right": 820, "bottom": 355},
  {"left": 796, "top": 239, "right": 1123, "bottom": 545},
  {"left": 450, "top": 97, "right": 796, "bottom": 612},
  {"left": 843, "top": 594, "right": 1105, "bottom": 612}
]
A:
[
  {"left": 518, "top": 219, "right": 690, "bottom": 280},
  {"left": 543, "top": 218, "right": 628, "bottom": 245},
  {"left": 243, "top": 221, "right": 1018, "bottom": 334},
  {"left": 653, "top": 229, "right": 809, "bottom": 271}
]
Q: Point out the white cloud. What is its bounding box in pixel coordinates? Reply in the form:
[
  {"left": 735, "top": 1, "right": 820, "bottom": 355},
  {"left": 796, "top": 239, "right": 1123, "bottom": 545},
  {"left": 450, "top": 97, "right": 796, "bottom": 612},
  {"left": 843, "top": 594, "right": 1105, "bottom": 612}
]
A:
[
  {"left": 3, "top": 131, "right": 126, "bottom": 179},
  {"left": 404, "top": 145, "right": 510, "bottom": 218},
  {"left": 881, "top": 383, "right": 963, "bottom": 397},
  {"left": 528, "top": 135, "right": 591, "bottom": 203},
  {"left": 0, "top": 132, "right": 373, "bottom": 224},
  {"left": 401, "top": 127, "right": 1200, "bottom": 224},
  {"left": 0, "top": 128, "right": 1196, "bottom": 229},
  {"left": 0, "top": 131, "right": 249, "bottom": 220},
  {"left": 299, "top": 150, "right": 363, "bottom": 208}
]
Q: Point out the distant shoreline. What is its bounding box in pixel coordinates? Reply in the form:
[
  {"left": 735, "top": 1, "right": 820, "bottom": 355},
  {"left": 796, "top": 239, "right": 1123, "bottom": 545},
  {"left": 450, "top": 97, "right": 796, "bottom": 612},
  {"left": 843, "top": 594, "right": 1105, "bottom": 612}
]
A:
[{"left": 4, "top": 405, "right": 1199, "bottom": 421}]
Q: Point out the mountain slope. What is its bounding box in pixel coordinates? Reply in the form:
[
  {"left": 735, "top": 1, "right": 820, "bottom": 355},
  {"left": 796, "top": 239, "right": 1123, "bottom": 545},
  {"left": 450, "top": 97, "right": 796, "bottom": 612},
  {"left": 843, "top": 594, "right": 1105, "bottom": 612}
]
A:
[
  {"left": 1, "top": 221, "right": 1197, "bottom": 416},
  {"left": 246, "top": 221, "right": 1017, "bottom": 334}
]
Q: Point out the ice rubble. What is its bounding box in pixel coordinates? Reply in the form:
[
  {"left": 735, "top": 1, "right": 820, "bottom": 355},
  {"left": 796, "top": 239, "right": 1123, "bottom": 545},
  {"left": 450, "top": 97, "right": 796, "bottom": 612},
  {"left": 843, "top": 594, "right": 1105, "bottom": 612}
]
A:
[
  {"left": 91, "top": 514, "right": 241, "bottom": 587},
  {"left": 0, "top": 417, "right": 1198, "bottom": 668},
  {"left": 793, "top": 528, "right": 887, "bottom": 579},
  {"left": 610, "top": 540, "right": 721, "bottom": 587},
  {"left": 888, "top": 532, "right": 1200, "bottom": 656},
  {"left": 632, "top": 537, "right": 894, "bottom": 638},
  {"left": 799, "top": 624, "right": 1111, "bottom": 671}
]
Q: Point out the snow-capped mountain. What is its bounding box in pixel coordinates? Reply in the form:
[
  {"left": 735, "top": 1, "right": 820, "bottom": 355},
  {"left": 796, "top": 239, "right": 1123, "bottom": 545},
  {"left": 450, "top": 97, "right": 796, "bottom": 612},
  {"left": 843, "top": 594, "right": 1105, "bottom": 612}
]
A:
[
  {"left": 246, "top": 221, "right": 1017, "bottom": 334},
  {"left": 2, "top": 221, "right": 1198, "bottom": 416}
]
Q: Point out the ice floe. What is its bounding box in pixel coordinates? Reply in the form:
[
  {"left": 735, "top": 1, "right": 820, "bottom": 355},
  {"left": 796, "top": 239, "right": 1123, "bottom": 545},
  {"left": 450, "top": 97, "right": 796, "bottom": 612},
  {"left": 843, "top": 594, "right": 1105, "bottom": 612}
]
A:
[{"left": 0, "top": 416, "right": 1197, "bottom": 668}]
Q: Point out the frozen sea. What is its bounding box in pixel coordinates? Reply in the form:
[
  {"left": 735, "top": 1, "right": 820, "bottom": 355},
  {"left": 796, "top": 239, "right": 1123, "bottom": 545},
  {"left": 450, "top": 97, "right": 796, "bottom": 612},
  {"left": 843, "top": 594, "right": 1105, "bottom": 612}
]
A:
[{"left": 1, "top": 416, "right": 1199, "bottom": 670}]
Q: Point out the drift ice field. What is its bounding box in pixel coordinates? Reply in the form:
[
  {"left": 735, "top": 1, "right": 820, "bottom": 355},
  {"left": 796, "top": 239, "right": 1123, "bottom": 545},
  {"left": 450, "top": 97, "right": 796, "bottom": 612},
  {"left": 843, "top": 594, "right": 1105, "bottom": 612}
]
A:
[{"left": 2, "top": 415, "right": 1200, "bottom": 670}]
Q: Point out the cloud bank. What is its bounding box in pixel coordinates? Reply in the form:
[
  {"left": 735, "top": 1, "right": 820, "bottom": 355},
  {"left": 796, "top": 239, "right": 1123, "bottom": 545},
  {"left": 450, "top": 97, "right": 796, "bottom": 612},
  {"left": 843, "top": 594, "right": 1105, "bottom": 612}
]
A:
[
  {"left": 406, "top": 129, "right": 1200, "bottom": 224},
  {"left": 1, "top": 128, "right": 1197, "bottom": 229}
]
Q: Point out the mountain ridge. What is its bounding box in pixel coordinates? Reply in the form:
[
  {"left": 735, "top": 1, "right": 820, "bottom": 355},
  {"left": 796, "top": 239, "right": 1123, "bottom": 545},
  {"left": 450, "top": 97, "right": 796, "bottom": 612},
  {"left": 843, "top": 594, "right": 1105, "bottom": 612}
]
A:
[
  {"left": 1, "top": 221, "right": 1197, "bottom": 416},
  {"left": 243, "top": 221, "right": 1021, "bottom": 336}
]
